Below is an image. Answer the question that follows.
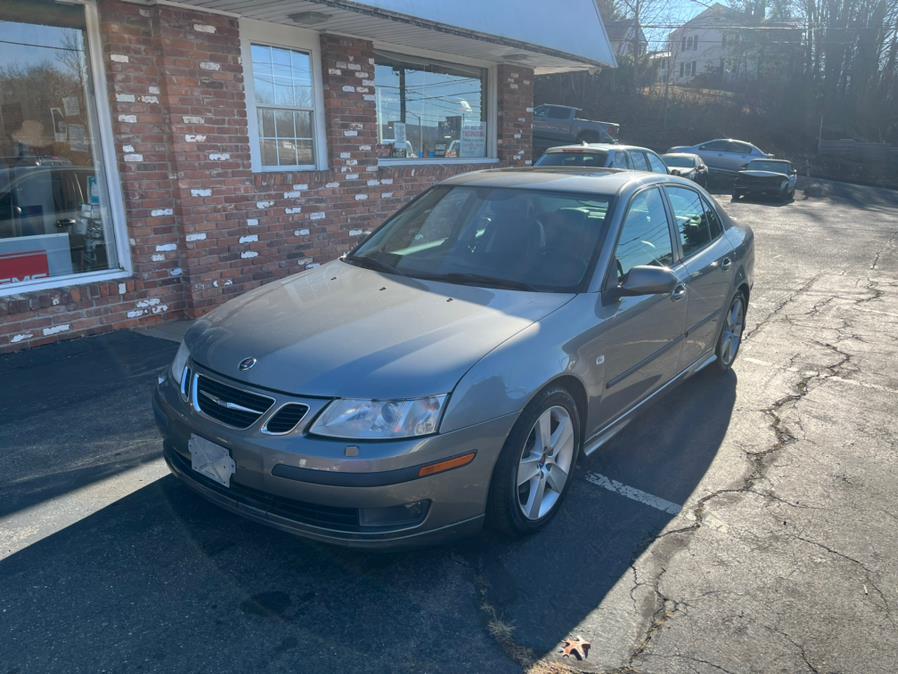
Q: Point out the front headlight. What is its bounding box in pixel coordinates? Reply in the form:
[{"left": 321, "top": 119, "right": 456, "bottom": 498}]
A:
[
  {"left": 170, "top": 341, "right": 190, "bottom": 383},
  {"left": 310, "top": 395, "right": 448, "bottom": 439}
]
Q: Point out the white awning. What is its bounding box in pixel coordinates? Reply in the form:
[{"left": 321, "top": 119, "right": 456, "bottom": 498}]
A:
[{"left": 167, "top": 0, "right": 617, "bottom": 73}]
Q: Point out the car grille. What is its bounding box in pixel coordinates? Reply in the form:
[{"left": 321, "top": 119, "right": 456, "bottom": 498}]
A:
[
  {"left": 168, "top": 447, "right": 363, "bottom": 531},
  {"left": 194, "top": 374, "right": 274, "bottom": 429},
  {"left": 263, "top": 403, "right": 310, "bottom": 434}
]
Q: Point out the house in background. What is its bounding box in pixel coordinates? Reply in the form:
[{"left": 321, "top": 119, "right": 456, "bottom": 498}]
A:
[
  {"left": 0, "top": 0, "right": 615, "bottom": 351},
  {"left": 666, "top": 3, "right": 800, "bottom": 86},
  {"left": 604, "top": 18, "right": 648, "bottom": 60}
]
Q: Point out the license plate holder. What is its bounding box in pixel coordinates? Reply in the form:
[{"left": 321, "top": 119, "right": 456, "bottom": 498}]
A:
[{"left": 188, "top": 435, "right": 236, "bottom": 488}]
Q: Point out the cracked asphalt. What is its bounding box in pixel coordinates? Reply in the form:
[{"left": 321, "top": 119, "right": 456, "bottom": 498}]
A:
[{"left": 2, "top": 178, "right": 897, "bottom": 673}]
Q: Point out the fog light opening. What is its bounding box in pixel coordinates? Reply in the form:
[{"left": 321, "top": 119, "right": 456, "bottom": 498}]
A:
[{"left": 359, "top": 500, "right": 430, "bottom": 528}]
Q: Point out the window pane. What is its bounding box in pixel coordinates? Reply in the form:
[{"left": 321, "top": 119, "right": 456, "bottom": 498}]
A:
[
  {"left": 646, "top": 153, "right": 668, "bottom": 173},
  {"left": 629, "top": 151, "right": 649, "bottom": 171},
  {"left": 254, "top": 76, "right": 274, "bottom": 106},
  {"left": 274, "top": 109, "right": 294, "bottom": 137},
  {"left": 374, "top": 51, "right": 487, "bottom": 160},
  {"left": 615, "top": 188, "right": 673, "bottom": 279},
  {"left": 294, "top": 111, "right": 312, "bottom": 138},
  {"left": 666, "top": 186, "right": 712, "bottom": 257},
  {"left": 294, "top": 85, "right": 313, "bottom": 109},
  {"left": 261, "top": 139, "right": 278, "bottom": 166},
  {"left": 701, "top": 195, "right": 723, "bottom": 239},
  {"left": 259, "top": 108, "right": 275, "bottom": 137},
  {"left": 277, "top": 140, "right": 298, "bottom": 166},
  {"left": 295, "top": 140, "right": 313, "bottom": 165},
  {"left": 0, "top": 0, "right": 120, "bottom": 286}
]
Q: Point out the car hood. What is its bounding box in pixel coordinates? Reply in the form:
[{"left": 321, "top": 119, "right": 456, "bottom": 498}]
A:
[
  {"left": 737, "top": 170, "right": 788, "bottom": 179},
  {"left": 185, "top": 260, "right": 574, "bottom": 399}
]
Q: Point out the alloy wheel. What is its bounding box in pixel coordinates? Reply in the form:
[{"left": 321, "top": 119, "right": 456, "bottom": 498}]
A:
[
  {"left": 515, "top": 405, "right": 575, "bottom": 520},
  {"left": 719, "top": 295, "right": 745, "bottom": 366}
]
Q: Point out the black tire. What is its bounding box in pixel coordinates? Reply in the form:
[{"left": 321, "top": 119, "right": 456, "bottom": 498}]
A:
[
  {"left": 487, "top": 386, "right": 582, "bottom": 537},
  {"left": 732, "top": 190, "right": 743, "bottom": 200},
  {"left": 714, "top": 291, "right": 747, "bottom": 371}
]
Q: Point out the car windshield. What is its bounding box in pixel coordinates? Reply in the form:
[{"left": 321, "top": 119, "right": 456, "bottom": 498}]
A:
[
  {"left": 535, "top": 151, "right": 610, "bottom": 168},
  {"left": 745, "top": 160, "right": 790, "bottom": 172},
  {"left": 346, "top": 186, "right": 613, "bottom": 292},
  {"left": 662, "top": 155, "right": 696, "bottom": 168}
]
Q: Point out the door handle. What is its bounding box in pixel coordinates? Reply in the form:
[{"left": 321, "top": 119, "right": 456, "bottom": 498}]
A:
[
  {"left": 719, "top": 257, "right": 732, "bottom": 270},
  {"left": 670, "top": 283, "right": 687, "bottom": 301}
]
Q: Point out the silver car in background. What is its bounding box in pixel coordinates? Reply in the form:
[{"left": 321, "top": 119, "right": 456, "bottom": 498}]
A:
[
  {"left": 154, "top": 168, "right": 754, "bottom": 548},
  {"left": 667, "top": 138, "right": 771, "bottom": 175},
  {"left": 535, "top": 143, "right": 669, "bottom": 173}
]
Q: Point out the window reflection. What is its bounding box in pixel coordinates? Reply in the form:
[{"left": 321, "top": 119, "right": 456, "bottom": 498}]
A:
[
  {"left": 0, "top": 0, "right": 118, "bottom": 287},
  {"left": 374, "top": 51, "right": 487, "bottom": 160}
]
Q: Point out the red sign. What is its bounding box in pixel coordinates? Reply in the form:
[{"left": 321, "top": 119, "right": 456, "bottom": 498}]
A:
[{"left": 0, "top": 250, "right": 50, "bottom": 285}]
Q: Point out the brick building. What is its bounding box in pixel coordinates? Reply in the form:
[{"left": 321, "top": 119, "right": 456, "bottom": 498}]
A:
[{"left": 0, "top": 0, "right": 614, "bottom": 351}]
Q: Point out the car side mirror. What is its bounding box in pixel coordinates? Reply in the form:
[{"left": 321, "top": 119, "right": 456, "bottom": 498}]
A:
[{"left": 610, "top": 265, "right": 678, "bottom": 300}]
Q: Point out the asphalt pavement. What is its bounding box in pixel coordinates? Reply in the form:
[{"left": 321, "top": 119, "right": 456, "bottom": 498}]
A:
[{"left": 1, "top": 178, "right": 897, "bottom": 673}]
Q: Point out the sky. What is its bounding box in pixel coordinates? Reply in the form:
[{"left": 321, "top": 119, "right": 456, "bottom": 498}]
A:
[{"left": 637, "top": 0, "right": 710, "bottom": 53}]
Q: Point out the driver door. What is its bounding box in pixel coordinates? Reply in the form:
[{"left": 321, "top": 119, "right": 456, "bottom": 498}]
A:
[{"left": 591, "top": 186, "right": 689, "bottom": 430}]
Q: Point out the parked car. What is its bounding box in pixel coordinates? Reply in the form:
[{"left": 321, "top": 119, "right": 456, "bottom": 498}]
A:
[
  {"left": 155, "top": 168, "right": 754, "bottom": 548},
  {"left": 667, "top": 138, "right": 772, "bottom": 175},
  {"left": 535, "top": 143, "right": 669, "bottom": 174},
  {"left": 732, "top": 158, "right": 797, "bottom": 201},
  {"left": 533, "top": 104, "right": 619, "bottom": 144},
  {"left": 661, "top": 152, "right": 709, "bottom": 186}
]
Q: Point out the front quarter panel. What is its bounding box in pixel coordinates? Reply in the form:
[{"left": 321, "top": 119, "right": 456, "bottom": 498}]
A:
[{"left": 440, "top": 294, "right": 602, "bottom": 434}]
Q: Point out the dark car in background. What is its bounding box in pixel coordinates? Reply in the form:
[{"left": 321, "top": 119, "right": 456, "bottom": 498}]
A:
[
  {"left": 667, "top": 139, "right": 771, "bottom": 176},
  {"left": 533, "top": 104, "right": 619, "bottom": 145},
  {"left": 535, "top": 144, "right": 669, "bottom": 174},
  {"left": 733, "top": 158, "right": 797, "bottom": 201},
  {"left": 662, "top": 153, "right": 709, "bottom": 186}
]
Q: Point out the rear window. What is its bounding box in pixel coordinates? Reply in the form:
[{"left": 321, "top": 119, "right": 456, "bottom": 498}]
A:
[{"left": 535, "top": 151, "right": 610, "bottom": 168}]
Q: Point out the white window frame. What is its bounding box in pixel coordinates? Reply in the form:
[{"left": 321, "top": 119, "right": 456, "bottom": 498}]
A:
[
  {"left": 0, "top": 0, "right": 132, "bottom": 299},
  {"left": 371, "top": 43, "right": 498, "bottom": 168},
  {"left": 240, "top": 19, "right": 328, "bottom": 173}
]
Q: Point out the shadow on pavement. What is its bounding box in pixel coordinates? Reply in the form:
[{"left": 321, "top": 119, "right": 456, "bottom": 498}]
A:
[{"left": 0, "top": 332, "right": 735, "bottom": 671}]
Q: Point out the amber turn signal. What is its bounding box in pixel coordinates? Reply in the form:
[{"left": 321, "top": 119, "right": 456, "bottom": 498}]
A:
[{"left": 418, "top": 451, "right": 476, "bottom": 478}]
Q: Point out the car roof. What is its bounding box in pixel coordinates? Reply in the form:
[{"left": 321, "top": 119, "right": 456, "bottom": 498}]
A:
[
  {"left": 544, "top": 143, "right": 656, "bottom": 153},
  {"left": 662, "top": 152, "right": 700, "bottom": 158},
  {"left": 440, "top": 167, "right": 686, "bottom": 195}
]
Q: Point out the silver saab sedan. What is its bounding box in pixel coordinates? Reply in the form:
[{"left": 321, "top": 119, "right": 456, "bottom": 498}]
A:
[{"left": 154, "top": 168, "right": 754, "bottom": 548}]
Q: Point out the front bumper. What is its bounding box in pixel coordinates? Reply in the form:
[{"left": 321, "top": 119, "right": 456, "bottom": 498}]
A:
[{"left": 153, "top": 367, "right": 515, "bottom": 548}]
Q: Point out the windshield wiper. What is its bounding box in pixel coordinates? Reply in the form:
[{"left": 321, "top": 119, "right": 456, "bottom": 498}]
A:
[
  {"left": 416, "top": 272, "right": 537, "bottom": 292},
  {"left": 343, "top": 255, "right": 399, "bottom": 275}
]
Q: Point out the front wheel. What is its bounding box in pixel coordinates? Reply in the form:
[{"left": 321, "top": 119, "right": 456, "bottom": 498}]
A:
[
  {"left": 715, "top": 292, "right": 747, "bottom": 370},
  {"left": 487, "top": 387, "right": 581, "bottom": 537}
]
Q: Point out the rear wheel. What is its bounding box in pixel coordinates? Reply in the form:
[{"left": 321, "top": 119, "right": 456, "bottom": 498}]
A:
[
  {"left": 715, "top": 292, "right": 746, "bottom": 370},
  {"left": 487, "top": 387, "right": 581, "bottom": 537},
  {"left": 732, "top": 190, "right": 743, "bottom": 200}
]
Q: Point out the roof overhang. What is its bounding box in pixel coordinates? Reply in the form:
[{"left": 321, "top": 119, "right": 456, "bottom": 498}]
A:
[{"left": 159, "top": 0, "right": 617, "bottom": 73}]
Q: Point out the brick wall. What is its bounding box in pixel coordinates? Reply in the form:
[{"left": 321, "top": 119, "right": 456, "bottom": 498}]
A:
[{"left": 0, "top": 0, "right": 535, "bottom": 352}]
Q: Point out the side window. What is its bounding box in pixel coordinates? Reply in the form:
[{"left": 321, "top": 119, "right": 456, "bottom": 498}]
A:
[
  {"left": 533, "top": 105, "right": 548, "bottom": 119},
  {"left": 646, "top": 152, "right": 668, "bottom": 174},
  {"left": 701, "top": 195, "right": 724, "bottom": 239},
  {"left": 729, "top": 141, "right": 751, "bottom": 155},
  {"left": 613, "top": 188, "right": 674, "bottom": 281},
  {"left": 547, "top": 106, "right": 572, "bottom": 120},
  {"left": 610, "top": 151, "right": 630, "bottom": 169},
  {"left": 666, "top": 186, "right": 715, "bottom": 257},
  {"left": 629, "top": 151, "right": 649, "bottom": 171},
  {"left": 700, "top": 140, "right": 728, "bottom": 152}
]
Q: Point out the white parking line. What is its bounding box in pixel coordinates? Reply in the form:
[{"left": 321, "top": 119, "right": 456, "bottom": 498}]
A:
[{"left": 583, "top": 471, "right": 683, "bottom": 514}]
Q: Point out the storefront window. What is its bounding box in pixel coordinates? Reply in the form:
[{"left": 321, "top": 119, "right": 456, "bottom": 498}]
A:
[
  {"left": 374, "top": 51, "right": 488, "bottom": 161},
  {"left": 0, "top": 0, "right": 119, "bottom": 289}
]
